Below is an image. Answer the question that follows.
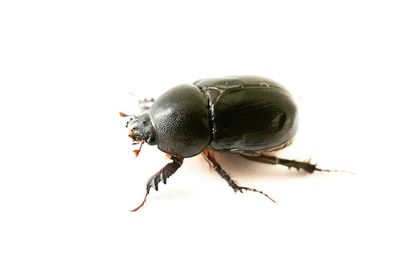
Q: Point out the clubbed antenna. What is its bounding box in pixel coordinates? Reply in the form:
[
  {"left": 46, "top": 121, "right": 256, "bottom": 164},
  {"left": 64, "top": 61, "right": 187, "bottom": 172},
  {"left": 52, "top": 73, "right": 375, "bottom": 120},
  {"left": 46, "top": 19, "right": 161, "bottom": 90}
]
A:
[{"left": 119, "top": 112, "right": 135, "bottom": 118}]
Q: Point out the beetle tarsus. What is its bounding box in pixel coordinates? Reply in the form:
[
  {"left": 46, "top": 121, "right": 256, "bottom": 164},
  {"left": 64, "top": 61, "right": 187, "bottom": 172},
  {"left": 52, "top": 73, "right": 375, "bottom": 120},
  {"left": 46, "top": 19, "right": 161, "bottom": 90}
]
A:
[
  {"left": 203, "top": 150, "right": 276, "bottom": 203},
  {"left": 131, "top": 156, "right": 184, "bottom": 212},
  {"left": 131, "top": 194, "right": 148, "bottom": 212},
  {"left": 235, "top": 186, "right": 276, "bottom": 203},
  {"left": 315, "top": 167, "right": 354, "bottom": 174}
]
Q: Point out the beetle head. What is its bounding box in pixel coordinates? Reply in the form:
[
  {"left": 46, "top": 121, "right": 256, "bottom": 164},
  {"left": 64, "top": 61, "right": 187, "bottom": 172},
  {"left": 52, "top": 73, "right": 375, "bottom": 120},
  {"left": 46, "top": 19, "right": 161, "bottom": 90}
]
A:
[{"left": 125, "top": 113, "right": 156, "bottom": 155}]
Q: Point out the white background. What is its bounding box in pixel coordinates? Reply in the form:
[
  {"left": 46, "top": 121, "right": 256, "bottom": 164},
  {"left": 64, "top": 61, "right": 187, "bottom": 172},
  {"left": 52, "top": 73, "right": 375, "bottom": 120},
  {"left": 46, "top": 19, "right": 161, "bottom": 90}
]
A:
[{"left": 1, "top": 0, "right": 399, "bottom": 257}]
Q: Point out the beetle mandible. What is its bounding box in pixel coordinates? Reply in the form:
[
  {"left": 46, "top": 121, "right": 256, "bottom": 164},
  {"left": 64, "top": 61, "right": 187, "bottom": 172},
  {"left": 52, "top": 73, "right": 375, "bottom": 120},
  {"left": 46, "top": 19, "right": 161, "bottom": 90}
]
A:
[{"left": 121, "top": 76, "right": 333, "bottom": 211}]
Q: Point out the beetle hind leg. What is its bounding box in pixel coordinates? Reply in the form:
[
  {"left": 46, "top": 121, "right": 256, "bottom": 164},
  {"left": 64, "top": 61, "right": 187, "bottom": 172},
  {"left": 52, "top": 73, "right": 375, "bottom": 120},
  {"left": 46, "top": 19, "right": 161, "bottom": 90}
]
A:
[
  {"left": 203, "top": 149, "right": 275, "bottom": 203},
  {"left": 240, "top": 152, "right": 332, "bottom": 173},
  {"left": 131, "top": 156, "right": 184, "bottom": 212}
]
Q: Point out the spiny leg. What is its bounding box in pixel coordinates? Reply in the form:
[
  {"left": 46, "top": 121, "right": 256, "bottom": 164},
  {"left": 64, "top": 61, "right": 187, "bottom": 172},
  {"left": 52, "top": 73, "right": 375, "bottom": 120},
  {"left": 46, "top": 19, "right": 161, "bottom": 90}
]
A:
[
  {"left": 240, "top": 153, "right": 334, "bottom": 173},
  {"left": 203, "top": 150, "right": 275, "bottom": 203},
  {"left": 132, "top": 156, "right": 184, "bottom": 212}
]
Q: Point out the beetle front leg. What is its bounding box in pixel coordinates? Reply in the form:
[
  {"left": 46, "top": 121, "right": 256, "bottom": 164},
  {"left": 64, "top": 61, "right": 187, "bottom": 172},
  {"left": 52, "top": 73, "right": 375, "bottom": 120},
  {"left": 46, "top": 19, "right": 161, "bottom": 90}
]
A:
[
  {"left": 131, "top": 156, "right": 184, "bottom": 212},
  {"left": 137, "top": 97, "right": 155, "bottom": 112},
  {"left": 128, "top": 92, "right": 155, "bottom": 112},
  {"left": 203, "top": 149, "right": 275, "bottom": 203}
]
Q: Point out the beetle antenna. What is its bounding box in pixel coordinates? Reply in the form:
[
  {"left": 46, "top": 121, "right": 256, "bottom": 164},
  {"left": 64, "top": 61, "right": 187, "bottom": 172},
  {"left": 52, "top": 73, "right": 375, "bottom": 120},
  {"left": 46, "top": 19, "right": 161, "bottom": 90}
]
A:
[{"left": 119, "top": 112, "right": 135, "bottom": 118}]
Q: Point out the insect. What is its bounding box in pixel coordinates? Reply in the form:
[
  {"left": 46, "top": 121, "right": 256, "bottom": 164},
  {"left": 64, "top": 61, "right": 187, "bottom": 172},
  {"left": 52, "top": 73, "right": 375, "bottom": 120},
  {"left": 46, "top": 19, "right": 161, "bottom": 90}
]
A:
[{"left": 121, "top": 76, "right": 334, "bottom": 211}]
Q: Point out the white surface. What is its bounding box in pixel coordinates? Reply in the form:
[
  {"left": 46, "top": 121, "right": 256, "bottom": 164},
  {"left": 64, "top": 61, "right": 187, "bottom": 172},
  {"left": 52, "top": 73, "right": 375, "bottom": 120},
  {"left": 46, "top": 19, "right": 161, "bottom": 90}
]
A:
[{"left": 1, "top": 1, "right": 399, "bottom": 257}]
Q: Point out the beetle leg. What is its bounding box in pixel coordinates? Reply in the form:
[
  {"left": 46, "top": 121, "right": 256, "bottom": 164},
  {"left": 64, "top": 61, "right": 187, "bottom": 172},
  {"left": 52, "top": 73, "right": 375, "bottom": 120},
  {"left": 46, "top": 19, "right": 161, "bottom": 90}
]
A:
[
  {"left": 137, "top": 97, "right": 155, "bottom": 112},
  {"left": 240, "top": 153, "right": 332, "bottom": 173},
  {"left": 203, "top": 149, "right": 275, "bottom": 203},
  {"left": 128, "top": 92, "right": 155, "bottom": 112},
  {"left": 131, "top": 156, "right": 184, "bottom": 212}
]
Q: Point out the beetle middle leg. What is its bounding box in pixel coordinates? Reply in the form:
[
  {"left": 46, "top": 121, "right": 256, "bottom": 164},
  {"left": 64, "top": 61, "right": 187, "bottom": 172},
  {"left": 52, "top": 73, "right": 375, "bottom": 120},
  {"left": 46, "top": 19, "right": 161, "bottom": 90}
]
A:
[
  {"left": 131, "top": 156, "right": 184, "bottom": 212},
  {"left": 203, "top": 149, "right": 275, "bottom": 203}
]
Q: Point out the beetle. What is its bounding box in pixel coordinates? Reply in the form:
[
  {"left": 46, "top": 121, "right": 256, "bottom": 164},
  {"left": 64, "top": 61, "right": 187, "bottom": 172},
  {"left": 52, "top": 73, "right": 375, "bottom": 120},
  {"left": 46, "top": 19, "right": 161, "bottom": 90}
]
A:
[{"left": 121, "top": 76, "right": 333, "bottom": 211}]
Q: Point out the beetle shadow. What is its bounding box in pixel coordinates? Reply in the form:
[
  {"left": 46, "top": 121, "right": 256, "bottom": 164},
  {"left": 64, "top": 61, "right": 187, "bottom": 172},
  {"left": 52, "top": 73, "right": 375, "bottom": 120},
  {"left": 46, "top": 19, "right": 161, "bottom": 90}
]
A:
[{"left": 194, "top": 151, "right": 312, "bottom": 182}]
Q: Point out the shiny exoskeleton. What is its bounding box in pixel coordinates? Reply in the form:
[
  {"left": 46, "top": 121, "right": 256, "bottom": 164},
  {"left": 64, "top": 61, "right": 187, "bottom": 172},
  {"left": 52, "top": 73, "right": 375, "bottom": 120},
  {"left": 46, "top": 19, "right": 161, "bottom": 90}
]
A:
[{"left": 122, "top": 76, "right": 331, "bottom": 211}]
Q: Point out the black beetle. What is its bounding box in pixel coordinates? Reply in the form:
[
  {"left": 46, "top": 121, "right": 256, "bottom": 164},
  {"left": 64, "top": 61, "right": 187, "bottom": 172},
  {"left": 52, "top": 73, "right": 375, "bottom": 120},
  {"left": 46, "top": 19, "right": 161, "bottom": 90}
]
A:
[{"left": 121, "top": 76, "right": 332, "bottom": 211}]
